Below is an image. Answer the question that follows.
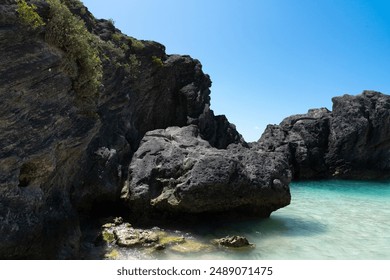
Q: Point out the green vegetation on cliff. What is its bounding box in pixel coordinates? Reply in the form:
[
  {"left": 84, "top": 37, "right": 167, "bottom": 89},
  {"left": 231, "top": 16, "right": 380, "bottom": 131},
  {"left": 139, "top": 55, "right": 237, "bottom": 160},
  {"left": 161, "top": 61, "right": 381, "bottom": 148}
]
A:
[
  {"left": 45, "top": 0, "right": 102, "bottom": 102},
  {"left": 16, "top": 0, "right": 45, "bottom": 29},
  {"left": 152, "top": 56, "right": 163, "bottom": 67}
]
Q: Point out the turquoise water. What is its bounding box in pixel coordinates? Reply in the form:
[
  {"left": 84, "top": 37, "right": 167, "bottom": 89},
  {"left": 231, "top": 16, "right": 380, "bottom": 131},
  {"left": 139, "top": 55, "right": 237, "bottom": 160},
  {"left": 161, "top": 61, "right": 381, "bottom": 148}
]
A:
[{"left": 112, "top": 180, "right": 390, "bottom": 260}]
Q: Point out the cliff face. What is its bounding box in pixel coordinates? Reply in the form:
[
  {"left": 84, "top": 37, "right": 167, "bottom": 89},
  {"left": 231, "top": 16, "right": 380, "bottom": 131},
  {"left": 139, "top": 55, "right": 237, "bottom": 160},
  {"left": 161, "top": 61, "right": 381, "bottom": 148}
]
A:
[
  {"left": 0, "top": 0, "right": 288, "bottom": 259},
  {"left": 0, "top": 0, "right": 100, "bottom": 258},
  {"left": 259, "top": 91, "right": 390, "bottom": 180},
  {"left": 2, "top": 0, "right": 388, "bottom": 260}
]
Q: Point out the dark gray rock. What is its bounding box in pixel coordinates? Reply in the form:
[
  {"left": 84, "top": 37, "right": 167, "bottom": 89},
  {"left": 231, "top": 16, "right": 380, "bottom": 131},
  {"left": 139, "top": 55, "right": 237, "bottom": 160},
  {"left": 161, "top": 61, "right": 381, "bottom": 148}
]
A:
[
  {"left": 0, "top": 0, "right": 249, "bottom": 259},
  {"left": 212, "top": 235, "right": 252, "bottom": 248},
  {"left": 258, "top": 108, "right": 331, "bottom": 179},
  {"left": 258, "top": 91, "right": 390, "bottom": 180},
  {"left": 0, "top": 13, "right": 98, "bottom": 258},
  {"left": 122, "top": 125, "right": 291, "bottom": 220},
  {"left": 326, "top": 91, "right": 390, "bottom": 179}
]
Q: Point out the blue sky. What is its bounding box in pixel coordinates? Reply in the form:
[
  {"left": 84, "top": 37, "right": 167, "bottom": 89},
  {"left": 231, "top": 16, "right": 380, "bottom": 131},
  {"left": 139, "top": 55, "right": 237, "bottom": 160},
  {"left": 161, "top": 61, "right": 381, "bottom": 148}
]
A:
[{"left": 83, "top": 0, "right": 390, "bottom": 142}]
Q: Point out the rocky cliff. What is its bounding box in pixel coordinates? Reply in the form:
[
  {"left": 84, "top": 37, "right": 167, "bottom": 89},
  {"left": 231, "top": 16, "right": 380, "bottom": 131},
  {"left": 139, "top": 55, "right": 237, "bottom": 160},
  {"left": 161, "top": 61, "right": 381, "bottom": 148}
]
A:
[
  {"left": 0, "top": 0, "right": 289, "bottom": 258},
  {"left": 259, "top": 90, "right": 390, "bottom": 180},
  {"left": 1, "top": 0, "right": 389, "bottom": 259}
]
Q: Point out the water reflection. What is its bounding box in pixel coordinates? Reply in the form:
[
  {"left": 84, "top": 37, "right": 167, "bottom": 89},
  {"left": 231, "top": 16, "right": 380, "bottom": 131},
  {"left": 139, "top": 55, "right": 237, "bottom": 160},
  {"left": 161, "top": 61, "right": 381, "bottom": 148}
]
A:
[{"left": 259, "top": 215, "right": 328, "bottom": 237}]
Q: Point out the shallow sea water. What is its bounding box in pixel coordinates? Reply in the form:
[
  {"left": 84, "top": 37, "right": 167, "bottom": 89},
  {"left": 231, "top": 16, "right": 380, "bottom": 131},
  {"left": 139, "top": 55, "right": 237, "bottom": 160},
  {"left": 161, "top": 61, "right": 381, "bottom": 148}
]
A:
[{"left": 113, "top": 180, "right": 390, "bottom": 260}]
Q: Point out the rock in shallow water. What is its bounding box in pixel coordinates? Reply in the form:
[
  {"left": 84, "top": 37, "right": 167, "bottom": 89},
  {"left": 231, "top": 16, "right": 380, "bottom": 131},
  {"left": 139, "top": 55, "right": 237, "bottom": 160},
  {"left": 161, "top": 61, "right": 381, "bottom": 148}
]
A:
[
  {"left": 122, "top": 125, "right": 291, "bottom": 221},
  {"left": 212, "top": 235, "right": 253, "bottom": 248}
]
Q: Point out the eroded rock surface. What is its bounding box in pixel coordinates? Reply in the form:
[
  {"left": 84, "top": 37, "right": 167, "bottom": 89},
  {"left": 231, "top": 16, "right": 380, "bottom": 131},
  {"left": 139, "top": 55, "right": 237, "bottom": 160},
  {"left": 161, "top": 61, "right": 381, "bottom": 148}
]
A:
[
  {"left": 258, "top": 108, "right": 331, "bottom": 179},
  {"left": 259, "top": 91, "right": 390, "bottom": 180},
  {"left": 212, "top": 235, "right": 252, "bottom": 248},
  {"left": 3, "top": 0, "right": 388, "bottom": 260},
  {"left": 122, "top": 125, "right": 291, "bottom": 220},
  {"left": 0, "top": 0, "right": 245, "bottom": 258}
]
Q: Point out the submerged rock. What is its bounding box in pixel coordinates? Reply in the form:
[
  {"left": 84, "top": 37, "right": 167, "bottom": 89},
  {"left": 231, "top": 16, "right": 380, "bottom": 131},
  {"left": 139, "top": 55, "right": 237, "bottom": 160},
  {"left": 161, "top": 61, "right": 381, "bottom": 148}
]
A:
[
  {"left": 104, "top": 249, "right": 120, "bottom": 260},
  {"left": 98, "top": 222, "right": 212, "bottom": 256},
  {"left": 122, "top": 125, "right": 291, "bottom": 220},
  {"left": 158, "top": 233, "right": 186, "bottom": 246},
  {"left": 113, "top": 227, "right": 159, "bottom": 248},
  {"left": 170, "top": 239, "right": 213, "bottom": 254}
]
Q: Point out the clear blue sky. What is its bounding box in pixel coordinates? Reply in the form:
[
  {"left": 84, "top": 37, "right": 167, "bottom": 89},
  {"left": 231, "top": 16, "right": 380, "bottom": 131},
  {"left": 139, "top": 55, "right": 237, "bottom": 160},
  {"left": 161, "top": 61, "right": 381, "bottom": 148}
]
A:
[{"left": 83, "top": 0, "right": 390, "bottom": 142}]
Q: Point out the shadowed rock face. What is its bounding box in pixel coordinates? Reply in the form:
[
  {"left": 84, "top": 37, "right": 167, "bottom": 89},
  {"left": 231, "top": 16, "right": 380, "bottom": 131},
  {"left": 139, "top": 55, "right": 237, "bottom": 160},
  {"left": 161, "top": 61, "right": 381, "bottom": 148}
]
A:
[
  {"left": 122, "top": 126, "right": 291, "bottom": 221},
  {"left": 258, "top": 91, "right": 390, "bottom": 180},
  {"left": 0, "top": 2, "right": 98, "bottom": 257},
  {"left": 0, "top": 0, "right": 268, "bottom": 259}
]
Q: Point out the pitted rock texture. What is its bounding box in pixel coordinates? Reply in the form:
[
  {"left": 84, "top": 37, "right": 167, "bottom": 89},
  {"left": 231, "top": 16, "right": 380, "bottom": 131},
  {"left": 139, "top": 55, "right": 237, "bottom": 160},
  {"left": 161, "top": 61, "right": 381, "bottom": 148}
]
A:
[
  {"left": 122, "top": 125, "right": 291, "bottom": 221},
  {"left": 259, "top": 91, "right": 390, "bottom": 180},
  {"left": 258, "top": 108, "right": 331, "bottom": 179},
  {"left": 0, "top": 0, "right": 248, "bottom": 259},
  {"left": 326, "top": 91, "right": 390, "bottom": 178},
  {"left": 0, "top": 21, "right": 98, "bottom": 258},
  {"left": 3, "top": 0, "right": 387, "bottom": 261}
]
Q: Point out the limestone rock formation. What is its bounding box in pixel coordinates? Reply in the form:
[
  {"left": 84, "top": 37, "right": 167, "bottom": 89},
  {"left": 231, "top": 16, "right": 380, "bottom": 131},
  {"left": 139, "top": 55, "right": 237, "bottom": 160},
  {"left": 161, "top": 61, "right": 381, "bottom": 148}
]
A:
[
  {"left": 259, "top": 91, "right": 390, "bottom": 180},
  {"left": 2, "top": 0, "right": 387, "bottom": 260},
  {"left": 326, "top": 91, "right": 390, "bottom": 179},
  {"left": 0, "top": 0, "right": 98, "bottom": 258},
  {"left": 0, "top": 0, "right": 270, "bottom": 259},
  {"left": 258, "top": 108, "right": 331, "bottom": 179},
  {"left": 122, "top": 125, "right": 291, "bottom": 220}
]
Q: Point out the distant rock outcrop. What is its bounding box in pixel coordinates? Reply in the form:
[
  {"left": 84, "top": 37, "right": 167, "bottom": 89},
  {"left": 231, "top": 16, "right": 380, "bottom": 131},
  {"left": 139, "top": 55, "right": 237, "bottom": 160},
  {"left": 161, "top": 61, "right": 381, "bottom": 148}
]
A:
[
  {"left": 327, "top": 91, "right": 390, "bottom": 179},
  {"left": 258, "top": 108, "right": 331, "bottom": 179},
  {"left": 258, "top": 91, "right": 390, "bottom": 180}
]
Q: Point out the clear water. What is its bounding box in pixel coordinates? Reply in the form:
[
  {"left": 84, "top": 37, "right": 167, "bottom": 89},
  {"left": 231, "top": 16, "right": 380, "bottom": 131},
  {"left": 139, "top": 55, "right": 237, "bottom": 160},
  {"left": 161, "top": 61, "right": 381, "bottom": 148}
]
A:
[{"left": 110, "top": 180, "right": 390, "bottom": 260}]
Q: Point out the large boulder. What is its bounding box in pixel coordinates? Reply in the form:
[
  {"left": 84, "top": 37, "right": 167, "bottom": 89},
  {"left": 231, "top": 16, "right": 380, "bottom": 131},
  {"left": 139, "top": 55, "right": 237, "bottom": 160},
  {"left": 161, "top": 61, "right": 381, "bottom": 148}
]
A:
[{"left": 122, "top": 125, "right": 291, "bottom": 221}]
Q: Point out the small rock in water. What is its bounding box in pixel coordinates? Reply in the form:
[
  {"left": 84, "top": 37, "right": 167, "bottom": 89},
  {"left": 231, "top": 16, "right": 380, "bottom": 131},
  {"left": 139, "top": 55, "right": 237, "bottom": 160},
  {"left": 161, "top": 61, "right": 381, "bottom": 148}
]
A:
[
  {"left": 114, "top": 227, "right": 159, "bottom": 248},
  {"left": 154, "top": 244, "right": 166, "bottom": 251},
  {"left": 212, "top": 235, "right": 252, "bottom": 248}
]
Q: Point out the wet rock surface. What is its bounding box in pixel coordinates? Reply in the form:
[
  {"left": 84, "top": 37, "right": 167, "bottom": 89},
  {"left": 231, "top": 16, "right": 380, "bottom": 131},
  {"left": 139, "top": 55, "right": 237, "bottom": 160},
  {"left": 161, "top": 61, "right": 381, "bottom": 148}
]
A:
[
  {"left": 93, "top": 217, "right": 214, "bottom": 259},
  {"left": 89, "top": 217, "right": 255, "bottom": 259},
  {"left": 212, "top": 236, "right": 253, "bottom": 248}
]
